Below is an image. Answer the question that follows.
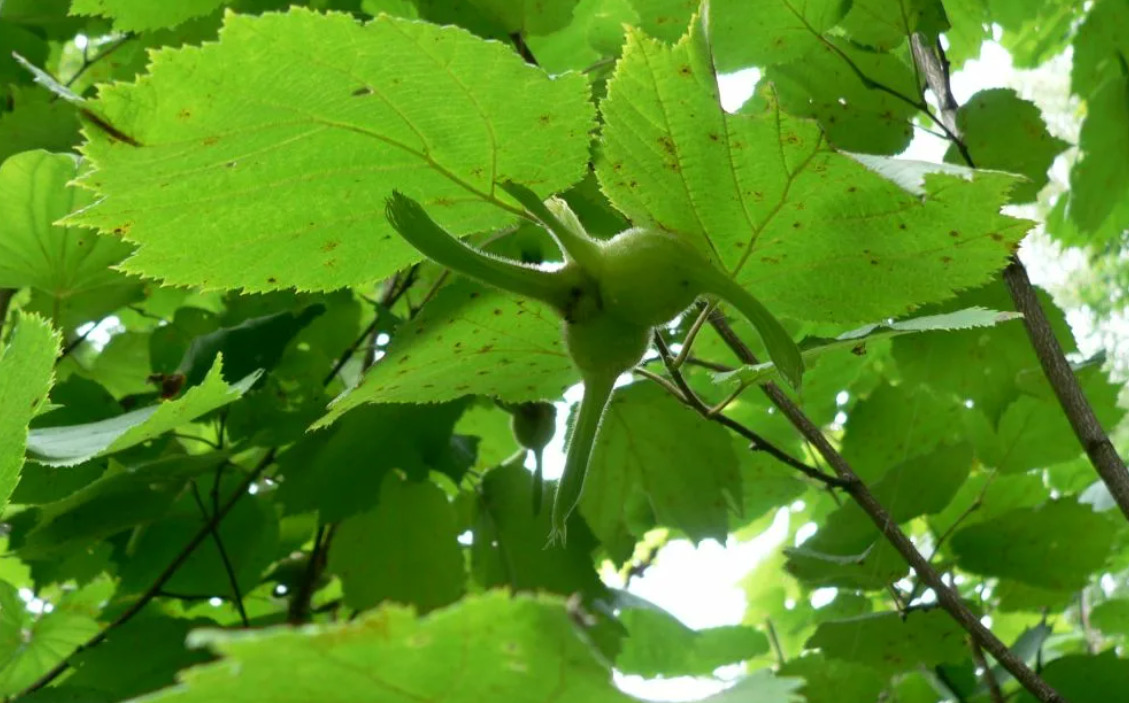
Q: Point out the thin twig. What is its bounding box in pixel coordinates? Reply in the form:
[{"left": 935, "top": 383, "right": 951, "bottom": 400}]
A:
[
  {"left": 57, "top": 323, "right": 97, "bottom": 361},
  {"left": 906, "top": 479, "right": 990, "bottom": 605},
  {"left": 707, "top": 380, "right": 750, "bottom": 417},
  {"left": 765, "top": 618, "right": 786, "bottom": 666},
  {"left": 648, "top": 332, "right": 848, "bottom": 489},
  {"left": 322, "top": 315, "right": 382, "bottom": 386},
  {"left": 707, "top": 313, "right": 1065, "bottom": 703},
  {"left": 11, "top": 449, "right": 277, "bottom": 698},
  {"left": 0, "top": 289, "right": 14, "bottom": 338},
  {"left": 190, "top": 483, "right": 249, "bottom": 628},
  {"left": 171, "top": 432, "right": 220, "bottom": 450},
  {"left": 322, "top": 267, "right": 417, "bottom": 386},
  {"left": 682, "top": 356, "right": 734, "bottom": 373},
  {"left": 633, "top": 367, "right": 687, "bottom": 400},
  {"left": 672, "top": 301, "right": 716, "bottom": 368},
  {"left": 288, "top": 524, "right": 332, "bottom": 624},
  {"left": 509, "top": 32, "right": 538, "bottom": 66},
  {"left": 65, "top": 34, "right": 134, "bottom": 88},
  {"left": 970, "top": 638, "right": 1006, "bottom": 703},
  {"left": 911, "top": 37, "right": 1129, "bottom": 524},
  {"left": 1078, "top": 590, "right": 1098, "bottom": 655}
]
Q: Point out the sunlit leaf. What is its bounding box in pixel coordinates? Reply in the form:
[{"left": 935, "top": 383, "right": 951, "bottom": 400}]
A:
[{"left": 69, "top": 9, "right": 594, "bottom": 292}]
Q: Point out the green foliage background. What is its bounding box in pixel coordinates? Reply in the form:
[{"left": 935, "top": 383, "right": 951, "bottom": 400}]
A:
[{"left": 0, "top": 0, "right": 1127, "bottom": 701}]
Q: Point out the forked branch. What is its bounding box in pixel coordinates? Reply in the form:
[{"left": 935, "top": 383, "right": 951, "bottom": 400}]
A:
[{"left": 708, "top": 312, "right": 1065, "bottom": 703}]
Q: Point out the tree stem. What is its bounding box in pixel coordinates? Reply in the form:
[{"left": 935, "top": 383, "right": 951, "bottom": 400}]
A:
[
  {"left": 708, "top": 314, "right": 1066, "bottom": 703},
  {"left": 911, "top": 36, "right": 1129, "bottom": 523}
]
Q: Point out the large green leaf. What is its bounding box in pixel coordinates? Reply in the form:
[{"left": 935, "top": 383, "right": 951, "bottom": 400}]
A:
[
  {"left": 0, "top": 151, "right": 134, "bottom": 313},
  {"left": 527, "top": 0, "right": 638, "bottom": 73},
  {"left": 413, "top": 0, "right": 581, "bottom": 36},
  {"left": 765, "top": 37, "right": 919, "bottom": 154},
  {"left": 806, "top": 609, "right": 966, "bottom": 674},
  {"left": 0, "top": 90, "right": 80, "bottom": 165},
  {"left": 116, "top": 474, "right": 279, "bottom": 596},
  {"left": 65, "top": 612, "right": 214, "bottom": 700},
  {"left": 1071, "top": 0, "right": 1129, "bottom": 99},
  {"left": 131, "top": 592, "right": 635, "bottom": 702},
  {"left": 14, "top": 452, "right": 227, "bottom": 560},
  {"left": 317, "top": 283, "right": 575, "bottom": 427},
  {"left": 697, "top": 669, "right": 805, "bottom": 703},
  {"left": 173, "top": 304, "right": 325, "bottom": 387},
  {"left": 0, "top": 314, "right": 59, "bottom": 513},
  {"left": 278, "top": 399, "right": 472, "bottom": 521},
  {"left": 718, "top": 306, "right": 1022, "bottom": 386},
  {"left": 950, "top": 499, "right": 1119, "bottom": 590},
  {"left": 1067, "top": 75, "right": 1129, "bottom": 235},
  {"left": 779, "top": 653, "right": 887, "bottom": 703},
  {"left": 579, "top": 382, "right": 741, "bottom": 564},
  {"left": 840, "top": 383, "right": 967, "bottom": 483},
  {"left": 892, "top": 280, "right": 1075, "bottom": 423},
  {"left": 616, "top": 607, "right": 768, "bottom": 677},
  {"left": 786, "top": 443, "right": 972, "bottom": 585},
  {"left": 328, "top": 473, "right": 466, "bottom": 613},
  {"left": 471, "top": 459, "right": 606, "bottom": 598},
  {"left": 0, "top": 579, "right": 105, "bottom": 696},
  {"left": 68, "top": 0, "right": 227, "bottom": 31},
  {"left": 69, "top": 9, "right": 594, "bottom": 293},
  {"left": 26, "top": 356, "right": 260, "bottom": 467},
  {"left": 982, "top": 363, "right": 1125, "bottom": 474},
  {"left": 709, "top": 0, "right": 850, "bottom": 71},
  {"left": 1016, "top": 651, "right": 1129, "bottom": 703},
  {"left": 596, "top": 16, "right": 1028, "bottom": 323},
  {"left": 837, "top": 0, "right": 947, "bottom": 50},
  {"left": 1090, "top": 598, "right": 1129, "bottom": 637},
  {"left": 944, "top": 88, "right": 1068, "bottom": 202}
]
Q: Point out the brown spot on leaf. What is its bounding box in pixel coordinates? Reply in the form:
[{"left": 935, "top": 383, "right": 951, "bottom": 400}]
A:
[{"left": 352, "top": 86, "right": 373, "bottom": 96}]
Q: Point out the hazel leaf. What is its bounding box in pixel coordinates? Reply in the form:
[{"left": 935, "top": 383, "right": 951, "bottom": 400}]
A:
[
  {"left": 68, "top": 9, "right": 594, "bottom": 293},
  {"left": 0, "top": 313, "right": 59, "bottom": 513},
  {"left": 26, "top": 356, "right": 260, "bottom": 467},
  {"left": 597, "top": 15, "right": 1030, "bottom": 323},
  {"left": 316, "top": 282, "right": 575, "bottom": 428}
]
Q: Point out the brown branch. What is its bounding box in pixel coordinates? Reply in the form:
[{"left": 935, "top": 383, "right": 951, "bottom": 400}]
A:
[
  {"left": 509, "top": 32, "right": 538, "bottom": 66},
  {"left": 287, "top": 524, "right": 334, "bottom": 624},
  {"left": 912, "top": 37, "right": 1129, "bottom": 524},
  {"left": 707, "top": 313, "right": 1065, "bottom": 703},
  {"left": 11, "top": 449, "right": 278, "bottom": 699},
  {"left": 649, "top": 331, "right": 849, "bottom": 489},
  {"left": 64, "top": 34, "right": 134, "bottom": 89},
  {"left": 322, "top": 266, "right": 417, "bottom": 386},
  {"left": 971, "top": 638, "right": 1006, "bottom": 703},
  {"left": 190, "top": 483, "right": 249, "bottom": 628}
]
